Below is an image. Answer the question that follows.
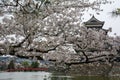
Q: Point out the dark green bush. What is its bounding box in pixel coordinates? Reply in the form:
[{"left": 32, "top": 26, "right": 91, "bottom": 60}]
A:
[
  {"left": 31, "top": 61, "right": 39, "bottom": 68},
  {"left": 22, "top": 61, "right": 30, "bottom": 68},
  {"left": 7, "top": 60, "right": 15, "bottom": 69}
]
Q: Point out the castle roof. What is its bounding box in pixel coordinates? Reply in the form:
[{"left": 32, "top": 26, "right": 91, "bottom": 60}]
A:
[{"left": 84, "top": 15, "right": 104, "bottom": 29}]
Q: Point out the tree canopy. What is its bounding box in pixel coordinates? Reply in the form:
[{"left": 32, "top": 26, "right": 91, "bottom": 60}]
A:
[{"left": 0, "top": 0, "right": 120, "bottom": 64}]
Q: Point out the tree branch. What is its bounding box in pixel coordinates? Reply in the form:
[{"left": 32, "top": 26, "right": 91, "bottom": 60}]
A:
[{"left": 27, "top": 45, "right": 59, "bottom": 53}]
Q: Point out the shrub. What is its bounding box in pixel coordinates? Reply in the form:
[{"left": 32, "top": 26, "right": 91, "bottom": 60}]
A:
[
  {"left": 7, "top": 60, "right": 15, "bottom": 69},
  {"left": 31, "top": 61, "right": 39, "bottom": 68},
  {"left": 22, "top": 61, "right": 30, "bottom": 68}
]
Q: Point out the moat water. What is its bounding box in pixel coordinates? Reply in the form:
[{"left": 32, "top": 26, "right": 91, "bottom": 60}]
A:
[{"left": 0, "top": 72, "right": 120, "bottom": 80}]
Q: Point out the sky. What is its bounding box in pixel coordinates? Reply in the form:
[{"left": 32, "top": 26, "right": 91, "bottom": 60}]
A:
[{"left": 82, "top": 0, "right": 120, "bottom": 36}]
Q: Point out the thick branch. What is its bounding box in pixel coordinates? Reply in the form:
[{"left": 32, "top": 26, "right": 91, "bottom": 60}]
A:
[
  {"left": 27, "top": 45, "right": 59, "bottom": 53},
  {"left": 12, "top": 34, "right": 31, "bottom": 48}
]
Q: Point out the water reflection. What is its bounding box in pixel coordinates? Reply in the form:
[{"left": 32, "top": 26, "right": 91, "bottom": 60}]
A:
[
  {"left": 51, "top": 76, "right": 120, "bottom": 80},
  {"left": 74, "top": 76, "right": 116, "bottom": 80},
  {"left": 51, "top": 75, "right": 73, "bottom": 80},
  {"left": 0, "top": 72, "right": 120, "bottom": 80}
]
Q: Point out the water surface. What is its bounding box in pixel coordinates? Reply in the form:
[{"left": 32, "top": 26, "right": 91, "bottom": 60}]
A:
[{"left": 0, "top": 72, "right": 120, "bottom": 80}]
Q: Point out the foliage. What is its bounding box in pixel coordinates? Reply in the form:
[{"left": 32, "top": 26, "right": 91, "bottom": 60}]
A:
[
  {"left": 0, "top": 0, "right": 120, "bottom": 64},
  {"left": 7, "top": 60, "right": 15, "bottom": 69},
  {"left": 117, "top": 8, "right": 120, "bottom": 12},
  {"left": 0, "top": 62, "right": 7, "bottom": 70},
  {"left": 111, "top": 8, "right": 120, "bottom": 17},
  {"left": 22, "top": 61, "right": 30, "bottom": 68},
  {"left": 31, "top": 61, "right": 39, "bottom": 68}
]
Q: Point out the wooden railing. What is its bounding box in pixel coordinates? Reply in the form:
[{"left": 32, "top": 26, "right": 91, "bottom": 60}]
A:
[{"left": 6, "top": 67, "right": 48, "bottom": 72}]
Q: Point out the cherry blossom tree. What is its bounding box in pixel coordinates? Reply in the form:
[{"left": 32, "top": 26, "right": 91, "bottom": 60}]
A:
[{"left": 0, "top": 0, "right": 118, "bottom": 64}]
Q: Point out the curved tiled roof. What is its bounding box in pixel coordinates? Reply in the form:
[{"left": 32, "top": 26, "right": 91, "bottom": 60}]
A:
[{"left": 84, "top": 15, "right": 104, "bottom": 28}]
